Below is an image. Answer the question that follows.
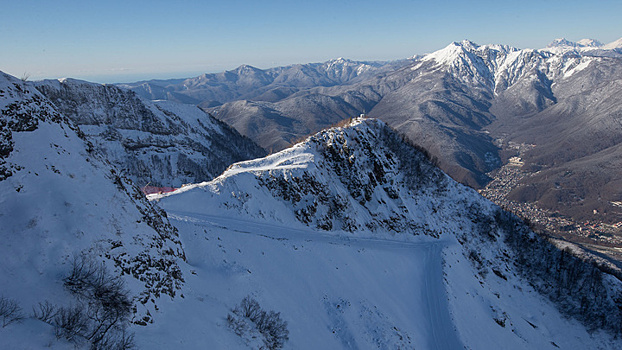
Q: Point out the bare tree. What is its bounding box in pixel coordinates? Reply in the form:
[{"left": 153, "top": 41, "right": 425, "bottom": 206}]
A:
[{"left": 0, "top": 296, "right": 24, "bottom": 327}]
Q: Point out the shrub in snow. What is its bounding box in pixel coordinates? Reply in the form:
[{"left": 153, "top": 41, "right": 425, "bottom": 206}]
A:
[
  {"left": 227, "top": 296, "right": 289, "bottom": 350},
  {"left": 53, "top": 304, "right": 89, "bottom": 342},
  {"left": 0, "top": 296, "right": 23, "bottom": 327},
  {"left": 35, "top": 255, "right": 135, "bottom": 349},
  {"left": 32, "top": 300, "right": 58, "bottom": 324}
]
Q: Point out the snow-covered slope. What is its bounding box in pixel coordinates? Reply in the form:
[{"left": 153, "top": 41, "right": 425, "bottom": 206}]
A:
[
  {"left": 35, "top": 78, "right": 265, "bottom": 188},
  {"left": 151, "top": 118, "right": 622, "bottom": 349},
  {"left": 421, "top": 39, "right": 622, "bottom": 95},
  {"left": 0, "top": 71, "right": 185, "bottom": 348}
]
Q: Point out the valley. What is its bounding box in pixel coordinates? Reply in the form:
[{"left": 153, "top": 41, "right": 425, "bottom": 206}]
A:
[{"left": 480, "top": 141, "right": 622, "bottom": 267}]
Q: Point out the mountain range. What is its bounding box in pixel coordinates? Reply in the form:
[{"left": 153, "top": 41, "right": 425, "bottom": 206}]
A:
[{"left": 122, "top": 37, "right": 622, "bottom": 252}]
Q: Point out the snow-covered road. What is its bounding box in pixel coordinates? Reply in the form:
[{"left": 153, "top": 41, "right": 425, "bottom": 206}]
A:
[{"left": 165, "top": 210, "right": 465, "bottom": 349}]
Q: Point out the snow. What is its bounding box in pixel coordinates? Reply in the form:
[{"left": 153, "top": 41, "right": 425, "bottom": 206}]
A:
[
  {"left": 413, "top": 38, "right": 622, "bottom": 97},
  {"left": 577, "top": 39, "right": 603, "bottom": 47},
  {"left": 133, "top": 212, "right": 453, "bottom": 349},
  {"left": 146, "top": 118, "right": 622, "bottom": 349},
  {"left": 603, "top": 37, "right": 622, "bottom": 50},
  {"left": 33, "top": 78, "right": 264, "bottom": 188},
  {"left": 0, "top": 72, "right": 185, "bottom": 348},
  {"left": 128, "top": 201, "right": 619, "bottom": 349},
  {"left": 563, "top": 59, "right": 592, "bottom": 78},
  {"left": 422, "top": 41, "right": 469, "bottom": 66}
]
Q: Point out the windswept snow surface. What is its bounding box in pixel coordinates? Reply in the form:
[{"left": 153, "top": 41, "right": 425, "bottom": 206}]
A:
[{"left": 138, "top": 212, "right": 460, "bottom": 349}]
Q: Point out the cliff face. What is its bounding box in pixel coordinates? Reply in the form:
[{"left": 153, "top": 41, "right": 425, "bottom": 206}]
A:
[{"left": 35, "top": 78, "right": 266, "bottom": 188}]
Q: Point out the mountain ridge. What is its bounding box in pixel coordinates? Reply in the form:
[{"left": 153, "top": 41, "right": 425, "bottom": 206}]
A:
[{"left": 151, "top": 117, "right": 622, "bottom": 348}]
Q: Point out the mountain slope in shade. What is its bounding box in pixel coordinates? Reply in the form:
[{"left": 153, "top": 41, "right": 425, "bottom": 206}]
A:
[
  {"left": 0, "top": 71, "right": 186, "bottom": 346},
  {"left": 150, "top": 118, "right": 622, "bottom": 349},
  {"left": 35, "top": 78, "right": 266, "bottom": 188}
]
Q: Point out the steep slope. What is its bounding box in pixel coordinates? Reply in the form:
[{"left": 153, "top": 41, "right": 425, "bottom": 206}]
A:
[
  {"left": 374, "top": 38, "right": 622, "bottom": 224},
  {"left": 35, "top": 78, "right": 265, "bottom": 188},
  {"left": 151, "top": 118, "right": 622, "bottom": 349},
  {"left": 486, "top": 48, "right": 622, "bottom": 225},
  {"left": 0, "top": 71, "right": 186, "bottom": 347}
]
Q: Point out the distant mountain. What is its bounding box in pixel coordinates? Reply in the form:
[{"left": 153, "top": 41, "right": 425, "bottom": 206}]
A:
[
  {"left": 0, "top": 71, "right": 185, "bottom": 347},
  {"left": 547, "top": 38, "right": 603, "bottom": 48},
  {"left": 150, "top": 118, "right": 622, "bottom": 348},
  {"left": 35, "top": 78, "right": 266, "bottom": 188},
  {"left": 117, "top": 58, "right": 408, "bottom": 107}
]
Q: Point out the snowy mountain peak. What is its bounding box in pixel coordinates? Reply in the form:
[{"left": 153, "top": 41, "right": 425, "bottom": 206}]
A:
[
  {"left": 577, "top": 38, "right": 603, "bottom": 47},
  {"left": 458, "top": 39, "right": 480, "bottom": 50},
  {"left": 234, "top": 64, "right": 262, "bottom": 74},
  {"left": 547, "top": 38, "right": 579, "bottom": 48},
  {"left": 423, "top": 40, "right": 518, "bottom": 66},
  {"left": 153, "top": 116, "right": 447, "bottom": 233},
  {"left": 547, "top": 38, "right": 603, "bottom": 48},
  {"left": 603, "top": 37, "right": 622, "bottom": 49}
]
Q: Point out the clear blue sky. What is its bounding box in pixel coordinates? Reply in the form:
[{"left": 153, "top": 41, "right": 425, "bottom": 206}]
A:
[{"left": 2, "top": 0, "right": 621, "bottom": 83}]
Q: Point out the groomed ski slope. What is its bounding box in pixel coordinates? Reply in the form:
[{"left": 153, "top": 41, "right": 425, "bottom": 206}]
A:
[{"left": 133, "top": 210, "right": 614, "bottom": 349}]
